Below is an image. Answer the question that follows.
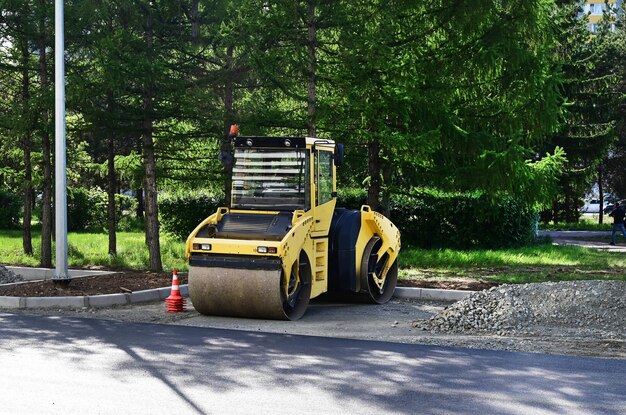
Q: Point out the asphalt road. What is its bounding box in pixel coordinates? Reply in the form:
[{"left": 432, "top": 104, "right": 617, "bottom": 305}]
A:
[
  {"left": 1, "top": 313, "right": 625, "bottom": 415},
  {"left": 539, "top": 230, "right": 626, "bottom": 252}
]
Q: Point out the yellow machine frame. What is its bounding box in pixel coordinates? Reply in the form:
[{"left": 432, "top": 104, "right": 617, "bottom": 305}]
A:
[{"left": 186, "top": 137, "right": 400, "bottom": 304}]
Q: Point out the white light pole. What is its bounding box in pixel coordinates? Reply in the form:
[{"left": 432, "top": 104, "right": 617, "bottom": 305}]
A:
[{"left": 54, "top": 0, "right": 69, "bottom": 281}]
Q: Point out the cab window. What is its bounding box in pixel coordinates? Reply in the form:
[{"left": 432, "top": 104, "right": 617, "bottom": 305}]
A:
[{"left": 316, "top": 150, "right": 334, "bottom": 205}]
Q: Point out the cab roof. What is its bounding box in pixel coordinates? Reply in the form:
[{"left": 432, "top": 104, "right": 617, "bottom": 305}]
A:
[{"left": 234, "top": 136, "right": 335, "bottom": 149}]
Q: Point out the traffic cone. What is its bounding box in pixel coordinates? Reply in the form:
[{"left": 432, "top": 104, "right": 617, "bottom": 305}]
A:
[{"left": 165, "top": 269, "right": 185, "bottom": 313}]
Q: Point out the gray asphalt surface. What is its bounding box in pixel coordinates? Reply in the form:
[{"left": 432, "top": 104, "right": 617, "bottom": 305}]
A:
[
  {"left": 539, "top": 230, "right": 611, "bottom": 238},
  {"left": 1, "top": 312, "right": 625, "bottom": 415},
  {"left": 539, "top": 230, "right": 626, "bottom": 252}
]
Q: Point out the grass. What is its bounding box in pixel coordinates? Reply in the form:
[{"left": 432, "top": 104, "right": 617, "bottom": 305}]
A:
[
  {"left": 540, "top": 222, "right": 612, "bottom": 231},
  {"left": 399, "top": 243, "right": 626, "bottom": 284},
  {"left": 2, "top": 229, "right": 625, "bottom": 285},
  {"left": 0, "top": 229, "right": 187, "bottom": 272},
  {"left": 539, "top": 216, "right": 612, "bottom": 231},
  {"left": 399, "top": 244, "right": 626, "bottom": 268}
]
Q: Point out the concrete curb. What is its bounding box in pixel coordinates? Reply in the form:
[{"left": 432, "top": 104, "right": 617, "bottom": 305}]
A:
[
  {"left": 394, "top": 287, "right": 475, "bottom": 301},
  {"left": 0, "top": 284, "right": 468, "bottom": 310},
  {"left": 5, "top": 266, "right": 119, "bottom": 281},
  {"left": 0, "top": 284, "right": 189, "bottom": 310}
]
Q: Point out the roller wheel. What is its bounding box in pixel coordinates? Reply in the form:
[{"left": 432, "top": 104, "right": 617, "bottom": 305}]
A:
[
  {"left": 281, "top": 251, "right": 312, "bottom": 320},
  {"left": 360, "top": 236, "right": 398, "bottom": 304}
]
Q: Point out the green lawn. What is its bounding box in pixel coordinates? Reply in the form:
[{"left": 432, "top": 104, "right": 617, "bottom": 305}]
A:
[
  {"left": 0, "top": 229, "right": 187, "bottom": 272},
  {"left": 2, "top": 229, "right": 625, "bottom": 284},
  {"left": 539, "top": 218, "right": 611, "bottom": 231},
  {"left": 399, "top": 244, "right": 626, "bottom": 284}
]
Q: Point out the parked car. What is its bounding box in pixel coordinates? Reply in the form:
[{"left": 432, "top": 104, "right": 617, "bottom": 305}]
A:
[{"left": 581, "top": 199, "right": 604, "bottom": 213}]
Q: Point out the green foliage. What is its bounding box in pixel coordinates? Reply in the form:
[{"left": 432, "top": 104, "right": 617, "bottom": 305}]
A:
[
  {"left": 159, "top": 191, "right": 225, "bottom": 240},
  {"left": 540, "top": 1, "right": 621, "bottom": 221},
  {"left": 602, "top": 19, "right": 626, "bottom": 200},
  {"left": 2, "top": 0, "right": 625, "bottom": 261},
  {"left": 327, "top": 0, "right": 564, "bottom": 204},
  {"left": 117, "top": 215, "right": 145, "bottom": 232},
  {"left": 66, "top": 188, "right": 94, "bottom": 231},
  {"left": 0, "top": 189, "right": 21, "bottom": 229},
  {"left": 66, "top": 187, "right": 135, "bottom": 232},
  {"left": 339, "top": 188, "right": 536, "bottom": 248},
  {"left": 336, "top": 188, "right": 368, "bottom": 209},
  {"left": 391, "top": 192, "right": 537, "bottom": 249}
]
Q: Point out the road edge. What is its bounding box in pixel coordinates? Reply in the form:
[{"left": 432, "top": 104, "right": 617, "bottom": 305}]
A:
[{"left": 0, "top": 285, "right": 472, "bottom": 309}]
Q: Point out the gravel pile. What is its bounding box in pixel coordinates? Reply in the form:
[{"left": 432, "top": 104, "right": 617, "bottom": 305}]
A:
[
  {"left": 0, "top": 265, "right": 23, "bottom": 284},
  {"left": 415, "top": 280, "right": 626, "bottom": 335}
]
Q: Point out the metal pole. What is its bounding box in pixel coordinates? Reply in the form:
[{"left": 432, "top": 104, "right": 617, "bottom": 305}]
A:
[{"left": 54, "top": 0, "right": 69, "bottom": 280}]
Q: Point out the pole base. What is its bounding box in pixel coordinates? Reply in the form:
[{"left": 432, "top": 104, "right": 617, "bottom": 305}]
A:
[{"left": 52, "top": 279, "right": 72, "bottom": 288}]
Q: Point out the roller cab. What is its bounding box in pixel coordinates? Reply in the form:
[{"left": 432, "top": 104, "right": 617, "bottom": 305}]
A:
[{"left": 186, "top": 131, "right": 401, "bottom": 320}]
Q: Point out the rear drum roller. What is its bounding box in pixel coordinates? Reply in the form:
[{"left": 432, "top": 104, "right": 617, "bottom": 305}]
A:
[{"left": 360, "top": 236, "right": 398, "bottom": 304}]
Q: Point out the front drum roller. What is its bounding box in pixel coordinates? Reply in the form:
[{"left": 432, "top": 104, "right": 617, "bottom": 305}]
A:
[
  {"left": 360, "top": 236, "right": 398, "bottom": 304},
  {"left": 188, "top": 251, "right": 312, "bottom": 320}
]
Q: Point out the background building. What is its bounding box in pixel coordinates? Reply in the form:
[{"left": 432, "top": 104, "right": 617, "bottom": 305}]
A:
[{"left": 581, "top": 0, "right": 622, "bottom": 32}]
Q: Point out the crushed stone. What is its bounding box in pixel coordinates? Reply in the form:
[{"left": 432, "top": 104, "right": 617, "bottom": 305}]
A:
[
  {"left": 413, "top": 280, "right": 626, "bottom": 338},
  {"left": 0, "top": 265, "right": 23, "bottom": 284}
]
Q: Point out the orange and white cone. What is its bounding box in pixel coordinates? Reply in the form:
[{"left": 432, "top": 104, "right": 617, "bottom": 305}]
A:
[{"left": 165, "top": 269, "right": 185, "bottom": 313}]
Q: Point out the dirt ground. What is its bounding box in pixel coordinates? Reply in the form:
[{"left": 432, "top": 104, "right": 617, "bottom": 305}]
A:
[
  {"left": 0, "top": 272, "right": 187, "bottom": 297},
  {"left": 2, "top": 271, "right": 624, "bottom": 360}
]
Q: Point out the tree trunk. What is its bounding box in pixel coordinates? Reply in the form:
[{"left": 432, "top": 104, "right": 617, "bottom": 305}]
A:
[
  {"left": 191, "top": 0, "right": 199, "bottom": 46},
  {"left": 598, "top": 165, "right": 604, "bottom": 225},
  {"left": 20, "top": 34, "right": 33, "bottom": 255},
  {"left": 135, "top": 137, "right": 144, "bottom": 218},
  {"left": 306, "top": 0, "right": 317, "bottom": 138},
  {"left": 142, "top": 5, "right": 162, "bottom": 272},
  {"left": 367, "top": 137, "right": 382, "bottom": 212},
  {"left": 552, "top": 200, "right": 559, "bottom": 225},
  {"left": 39, "top": 4, "right": 52, "bottom": 268},
  {"left": 135, "top": 188, "right": 144, "bottom": 218},
  {"left": 221, "top": 45, "right": 234, "bottom": 207},
  {"left": 564, "top": 197, "right": 572, "bottom": 222},
  {"left": 107, "top": 133, "right": 117, "bottom": 255}
]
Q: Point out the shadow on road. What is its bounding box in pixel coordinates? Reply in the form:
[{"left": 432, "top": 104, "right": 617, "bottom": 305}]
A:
[{"left": 1, "top": 313, "right": 624, "bottom": 414}]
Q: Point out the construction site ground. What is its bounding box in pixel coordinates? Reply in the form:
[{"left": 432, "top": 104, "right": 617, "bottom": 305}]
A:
[
  {"left": 3, "top": 231, "right": 625, "bottom": 360},
  {"left": 6, "top": 283, "right": 625, "bottom": 361}
]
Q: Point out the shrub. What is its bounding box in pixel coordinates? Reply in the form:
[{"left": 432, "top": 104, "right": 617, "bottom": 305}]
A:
[
  {"left": 117, "top": 215, "right": 145, "bottom": 232},
  {"left": 66, "top": 188, "right": 91, "bottom": 231},
  {"left": 0, "top": 189, "right": 20, "bottom": 229},
  {"left": 389, "top": 191, "right": 536, "bottom": 249},
  {"left": 337, "top": 188, "right": 367, "bottom": 209},
  {"left": 67, "top": 187, "right": 135, "bottom": 231},
  {"left": 340, "top": 188, "right": 536, "bottom": 249},
  {"left": 159, "top": 191, "right": 225, "bottom": 240}
]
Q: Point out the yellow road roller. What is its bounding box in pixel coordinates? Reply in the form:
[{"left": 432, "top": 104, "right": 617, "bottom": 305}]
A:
[{"left": 185, "top": 129, "right": 401, "bottom": 320}]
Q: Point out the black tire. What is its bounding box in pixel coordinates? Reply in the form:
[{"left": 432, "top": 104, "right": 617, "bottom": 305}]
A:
[
  {"left": 360, "top": 236, "right": 398, "bottom": 304},
  {"left": 281, "top": 250, "right": 312, "bottom": 320}
]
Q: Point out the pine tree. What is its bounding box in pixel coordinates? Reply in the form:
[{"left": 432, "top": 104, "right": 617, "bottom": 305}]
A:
[{"left": 540, "top": 1, "right": 620, "bottom": 224}]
